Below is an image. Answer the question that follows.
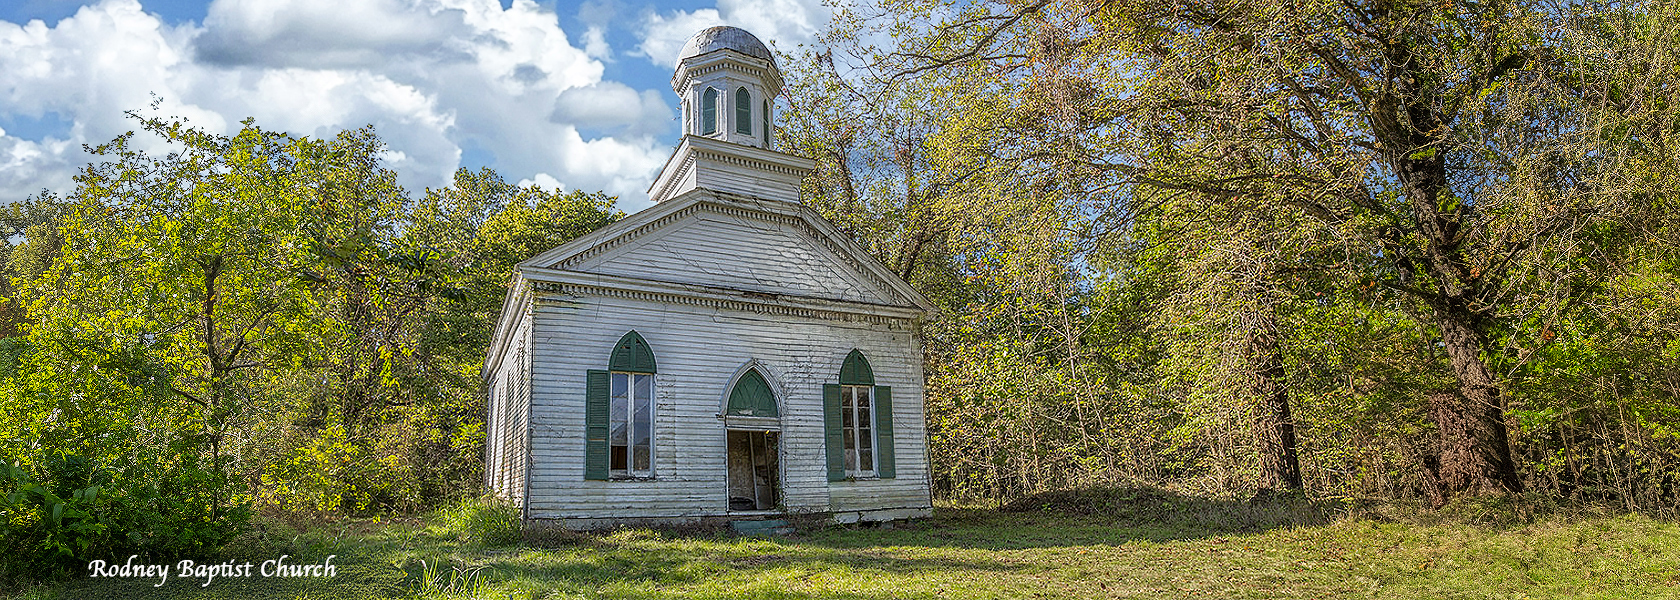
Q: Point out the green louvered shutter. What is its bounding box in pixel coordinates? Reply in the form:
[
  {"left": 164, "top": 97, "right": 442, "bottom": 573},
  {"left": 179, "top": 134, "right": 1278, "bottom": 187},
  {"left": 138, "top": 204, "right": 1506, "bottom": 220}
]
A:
[
  {"left": 874, "top": 386, "right": 895, "bottom": 478},
  {"left": 823, "top": 384, "right": 846, "bottom": 481},
  {"left": 584, "top": 370, "right": 610, "bottom": 480},
  {"left": 702, "top": 88, "right": 718, "bottom": 134}
]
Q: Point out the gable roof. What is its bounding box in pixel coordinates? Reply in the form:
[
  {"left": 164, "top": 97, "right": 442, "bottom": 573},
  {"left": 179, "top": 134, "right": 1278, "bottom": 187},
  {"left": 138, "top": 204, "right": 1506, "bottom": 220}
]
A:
[
  {"left": 484, "top": 190, "right": 936, "bottom": 381},
  {"left": 517, "top": 189, "right": 937, "bottom": 313}
]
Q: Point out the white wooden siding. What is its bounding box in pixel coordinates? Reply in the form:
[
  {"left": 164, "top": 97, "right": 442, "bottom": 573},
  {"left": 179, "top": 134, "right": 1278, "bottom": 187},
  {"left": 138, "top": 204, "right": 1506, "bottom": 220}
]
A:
[
  {"left": 523, "top": 292, "right": 931, "bottom": 520},
  {"left": 484, "top": 296, "right": 533, "bottom": 506},
  {"left": 647, "top": 136, "right": 814, "bottom": 205},
  {"left": 567, "top": 210, "right": 897, "bottom": 305}
]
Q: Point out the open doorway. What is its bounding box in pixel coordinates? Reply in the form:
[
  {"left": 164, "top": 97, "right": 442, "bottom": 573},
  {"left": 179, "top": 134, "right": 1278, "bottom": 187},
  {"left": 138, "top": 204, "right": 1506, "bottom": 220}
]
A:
[{"left": 726, "top": 430, "right": 779, "bottom": 511}]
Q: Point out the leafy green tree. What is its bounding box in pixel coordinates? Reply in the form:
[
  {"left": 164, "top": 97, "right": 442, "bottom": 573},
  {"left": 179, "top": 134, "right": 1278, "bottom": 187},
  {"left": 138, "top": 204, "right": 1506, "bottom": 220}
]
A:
[{"left": 877, "top": 0, "right": 1680, "bottom": 504}]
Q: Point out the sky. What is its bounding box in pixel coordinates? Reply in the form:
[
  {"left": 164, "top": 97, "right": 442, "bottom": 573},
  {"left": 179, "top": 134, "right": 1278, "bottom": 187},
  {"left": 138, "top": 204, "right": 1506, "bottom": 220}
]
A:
[{"left": 0, "top": 0, "right": 837, "bottom": 213}]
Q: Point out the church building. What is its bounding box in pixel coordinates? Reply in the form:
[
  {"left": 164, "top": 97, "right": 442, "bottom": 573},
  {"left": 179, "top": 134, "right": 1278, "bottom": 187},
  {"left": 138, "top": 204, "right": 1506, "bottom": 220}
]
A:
[{"left": 481, "top": 26, "right": 936, "bottom": 528}]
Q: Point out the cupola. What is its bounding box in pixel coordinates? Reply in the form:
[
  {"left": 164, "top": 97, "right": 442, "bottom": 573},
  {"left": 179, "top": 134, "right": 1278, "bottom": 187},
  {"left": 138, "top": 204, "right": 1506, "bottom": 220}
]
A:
[
  {"left": 672, "top": 26, "right": 780, "bottom": 150},
  {"left": 647, "top": 27, "right": 812, "bottom": 205}
]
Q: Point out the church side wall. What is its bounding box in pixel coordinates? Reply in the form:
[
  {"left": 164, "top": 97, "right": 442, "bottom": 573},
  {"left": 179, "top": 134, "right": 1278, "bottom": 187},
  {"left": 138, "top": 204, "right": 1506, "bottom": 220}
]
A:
[
  {"left": 524, "top": 290, "right": 931, "bottom": 522},
  {"left": 484, "top": 294, "right": 533, "bottom": 506}
]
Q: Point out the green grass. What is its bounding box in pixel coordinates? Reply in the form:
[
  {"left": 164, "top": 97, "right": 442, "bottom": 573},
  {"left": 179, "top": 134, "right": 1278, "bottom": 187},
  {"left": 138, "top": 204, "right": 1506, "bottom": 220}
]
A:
[{"left": 8, "top": 491, "right": 1680, "bottom": 600}]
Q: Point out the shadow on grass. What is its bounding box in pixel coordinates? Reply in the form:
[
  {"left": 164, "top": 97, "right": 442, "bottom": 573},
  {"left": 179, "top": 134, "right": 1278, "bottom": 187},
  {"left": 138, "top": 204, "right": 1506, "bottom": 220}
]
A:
[
  {"left": 440, "top": 486, "right": 1349, "bottom": 598},
  {"left": 13, "top": 486, "right": 1348, "bottom": 600},
  {"left": 807, "top": 486, "right": 1347, "bottom": 549}
]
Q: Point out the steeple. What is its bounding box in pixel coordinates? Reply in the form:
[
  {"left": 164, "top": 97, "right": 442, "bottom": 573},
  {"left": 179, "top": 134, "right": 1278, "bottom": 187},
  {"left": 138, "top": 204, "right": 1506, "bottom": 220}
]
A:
[
  {"left": 673, "top": 26, "right": 780, "bottom": 149},
  {"left": 648, "top": 27, "right": 814, "bottom": 205}
]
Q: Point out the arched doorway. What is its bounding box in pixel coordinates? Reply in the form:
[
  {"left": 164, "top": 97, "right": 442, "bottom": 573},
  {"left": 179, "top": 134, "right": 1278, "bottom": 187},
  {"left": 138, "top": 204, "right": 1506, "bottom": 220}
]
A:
[{"left": 724, "top": 366, "right": 780, "bottom": 512}]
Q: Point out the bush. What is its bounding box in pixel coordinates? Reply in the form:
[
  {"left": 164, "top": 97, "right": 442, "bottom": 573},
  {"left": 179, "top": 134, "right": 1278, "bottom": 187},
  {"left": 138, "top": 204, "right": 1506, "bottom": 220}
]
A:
[
  {"left": 259, "top": 424, "right": 422, "bottom": 516},
  {"left": 0, "top": 452, "right": 250, "bottom": 582},
  {"left": 434, "top": 496, "right": 520, "bottom": 547}
]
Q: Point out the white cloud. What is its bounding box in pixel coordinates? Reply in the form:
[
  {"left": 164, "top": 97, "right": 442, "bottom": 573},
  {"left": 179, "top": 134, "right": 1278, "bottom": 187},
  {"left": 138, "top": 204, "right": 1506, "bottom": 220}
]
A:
[
  {"left": 197, "top": 0, "right": 470, "bottom": 69},
  {"left": 636, "top": 8, "right": 724, "bottom": 68},
  {"left": 581, "top": 25, "right": 610, "bottom": 61},
  {"left": 0, "top": 0, "right": 675, "bottom": 212},
  {"left": 635, "top": 0, "right": 832, "bottom": 68},
  {"left": 0, "top": 134, "right": 77, "bottom": 200},
  {"left": 518, "top": 172, "right": 562, "bottom": 190},
  {"left": 552, "top": 82, "right": 673, "bottom": 138}
]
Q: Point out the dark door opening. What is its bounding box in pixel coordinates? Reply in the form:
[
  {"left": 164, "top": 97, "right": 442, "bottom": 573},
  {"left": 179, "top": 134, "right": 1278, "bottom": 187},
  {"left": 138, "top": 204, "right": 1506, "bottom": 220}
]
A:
[{"left": 727, "top": 430, "right": 779, "bottom": 511}]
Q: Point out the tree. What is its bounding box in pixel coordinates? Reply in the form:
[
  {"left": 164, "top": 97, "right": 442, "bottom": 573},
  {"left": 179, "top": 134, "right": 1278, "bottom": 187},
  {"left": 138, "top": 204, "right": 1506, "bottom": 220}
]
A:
[{"left": 878, "top": 0, "right": 1678, "bottom": 503}]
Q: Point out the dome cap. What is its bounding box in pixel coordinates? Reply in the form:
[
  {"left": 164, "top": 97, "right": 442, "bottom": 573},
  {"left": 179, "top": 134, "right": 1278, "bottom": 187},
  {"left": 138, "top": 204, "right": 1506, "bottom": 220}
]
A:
[{"left": 677, "top": 26, "right": 776, "bottom": 67}]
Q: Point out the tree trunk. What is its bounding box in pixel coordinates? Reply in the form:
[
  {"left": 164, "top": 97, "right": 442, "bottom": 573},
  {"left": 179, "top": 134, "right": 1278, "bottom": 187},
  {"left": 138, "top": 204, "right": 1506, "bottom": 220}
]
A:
[
  {"left": 1430, "top": 308, "right": 1523, "bottom": 498},
  {"left": 1389, "top": 86, "right": 1523, "bottom": 501},
  {"left": 1245, "top": 301, "right": 1303, "bottom": 491}
]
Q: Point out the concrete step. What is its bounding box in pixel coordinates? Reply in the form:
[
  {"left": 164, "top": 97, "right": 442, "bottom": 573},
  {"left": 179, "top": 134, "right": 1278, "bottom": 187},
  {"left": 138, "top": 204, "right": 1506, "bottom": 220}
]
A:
[{"left": 730, "top": 518, "right": 792, "bottom": 536}]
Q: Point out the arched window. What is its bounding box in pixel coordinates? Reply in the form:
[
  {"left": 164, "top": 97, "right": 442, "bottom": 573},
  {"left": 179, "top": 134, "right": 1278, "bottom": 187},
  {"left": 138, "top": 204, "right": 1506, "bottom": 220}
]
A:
[
  {"left": 701, "top": 88, "right": 719, "bottom": 135},
  {"left": 823, "top": 349, "right": 895, "bottom": 480},
  {"left": 761, "top": 99, "right": 770, "bottom": 146},
  {"left": 585, "top": 331, "right": 656, "bottom": 479},
  {"left": 727, "top": 368, "right": 778, "bottom": 417},
  {"left": 735, "top": 87, "right": 752, "bottom": 135}
]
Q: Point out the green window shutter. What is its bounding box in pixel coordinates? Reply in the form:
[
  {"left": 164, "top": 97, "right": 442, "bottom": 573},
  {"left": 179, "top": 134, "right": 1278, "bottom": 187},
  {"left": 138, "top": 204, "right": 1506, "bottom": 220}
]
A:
[
  {"left": 702, "top": 88, "right": 718, "bottom": 134},
  {"left": 584, "top": 369, "right": 610, "bottom": 480},
  {"left": 735, "top": 88, "right": 752, "bottom": 135},
  {"left": 727, "top": 369, "right": 778, "bottom": 417},
  {"left": 875, "top": 385, "right": 895, "bottom": 478},
  {"left": 823, "top": 384, "right": 846, "bottom": 481}
]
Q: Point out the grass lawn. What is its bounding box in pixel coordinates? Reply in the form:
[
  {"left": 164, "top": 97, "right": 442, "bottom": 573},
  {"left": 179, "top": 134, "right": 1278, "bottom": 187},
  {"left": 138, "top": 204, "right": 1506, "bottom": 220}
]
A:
[{"left": 9, "top": 491, "right": 1680, "bottom": 600}]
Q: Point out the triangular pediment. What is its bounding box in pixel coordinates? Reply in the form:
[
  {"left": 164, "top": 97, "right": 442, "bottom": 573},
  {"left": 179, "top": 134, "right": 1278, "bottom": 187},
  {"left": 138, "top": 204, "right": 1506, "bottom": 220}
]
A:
[{"left": 518, "top": 191, "right": 933, "bottom": 312}]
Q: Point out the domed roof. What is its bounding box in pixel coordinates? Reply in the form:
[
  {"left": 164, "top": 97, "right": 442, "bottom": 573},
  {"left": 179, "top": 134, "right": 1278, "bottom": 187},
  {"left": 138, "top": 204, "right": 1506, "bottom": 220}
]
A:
[{"left": 676, "top": 26, "right": 776, "bottom": 67}]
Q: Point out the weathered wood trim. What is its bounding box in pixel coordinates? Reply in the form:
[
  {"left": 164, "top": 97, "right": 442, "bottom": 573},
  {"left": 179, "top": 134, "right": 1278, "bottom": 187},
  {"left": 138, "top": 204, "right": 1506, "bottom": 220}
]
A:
[
  {"left": 515, "top": 189, "right": 933, "bottom": 315},
  {"left": 482, "top": 277, "right": 529, "bottom": 384},
  {"left": 520, "top": 334, "right": 533, "bottom": 519},
  {"left": 646, "top": 152, "right": 697, "bottom": 206},
  {"left": 671, "top": 50, "right": 783, "bottom": 98},
  {"left": 522, "top": 267, "right": 923, "bottom": 324},
  {"left": 518, "top": 188, "right": 709, "bottom": 270},
  {"left": 719, "top": 358, "right": 786, "bottom": 419}
]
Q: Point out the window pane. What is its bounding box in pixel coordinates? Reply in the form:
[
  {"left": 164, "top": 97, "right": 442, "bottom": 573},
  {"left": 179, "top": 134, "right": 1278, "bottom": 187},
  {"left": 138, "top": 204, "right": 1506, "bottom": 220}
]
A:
[
  {"left": 841, "top": 385, "right": 857, "bottom": 471},
  {"left": 844, "top": 432, "right": 857, "bottom": 472},
  {"left": 858, "top": 438, "right": 873, "bottom": 472},
  {"left": 610, "top": 445, "right": 627, "bottom": 470},
  {"left": 610, "top": 374, "right": 628, "bottom": 446},
  {"left": 633, "top": 374, "right": 653, "bottom": 473},
  {"left": 841, "top": 388, "right": 854, "bottom": 430}
]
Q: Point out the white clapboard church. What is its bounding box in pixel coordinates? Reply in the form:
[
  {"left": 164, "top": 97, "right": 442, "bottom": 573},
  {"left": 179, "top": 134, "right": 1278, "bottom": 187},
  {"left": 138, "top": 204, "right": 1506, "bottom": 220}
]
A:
[{"left": 481, "top": 26, "right": 936, "bottom": 529}]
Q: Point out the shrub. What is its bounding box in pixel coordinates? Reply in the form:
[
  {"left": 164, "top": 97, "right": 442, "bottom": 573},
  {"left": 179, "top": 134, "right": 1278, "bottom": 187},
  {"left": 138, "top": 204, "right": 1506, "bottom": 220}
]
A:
[
  {"left": 0, "top": 452, "right": 250, "bottom": 582},
  {"left": 434, "top": 496, "right": 520, "bottom": 547}
]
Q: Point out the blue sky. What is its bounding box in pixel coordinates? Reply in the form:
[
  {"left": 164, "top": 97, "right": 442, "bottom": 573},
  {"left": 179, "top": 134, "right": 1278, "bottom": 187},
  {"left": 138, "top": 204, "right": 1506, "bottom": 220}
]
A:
[{"left": 0, "top": 0, "right": 835, "bottom": 212}]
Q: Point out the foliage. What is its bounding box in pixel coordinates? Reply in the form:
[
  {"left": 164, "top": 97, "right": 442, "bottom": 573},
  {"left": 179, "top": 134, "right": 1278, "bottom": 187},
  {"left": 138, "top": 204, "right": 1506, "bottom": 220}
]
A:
[
  {"left": 0, "top": 453, "right": 248, "bottom": 582},
  {"left": 0, "top": 110, "right": 617, "bottom": 581},
  {"left": 432, "top": 496, "right": 521, "bottom": 548},
  {"left": 791, "top": 0, "right": 1680, "bottom": 513}
]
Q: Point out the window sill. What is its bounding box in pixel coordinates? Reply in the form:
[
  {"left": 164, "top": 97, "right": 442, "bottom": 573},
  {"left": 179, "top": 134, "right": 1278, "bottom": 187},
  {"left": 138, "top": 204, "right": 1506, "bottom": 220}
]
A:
[{"left": 609, "top": 475, "right": 658, "bottom": 482}]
